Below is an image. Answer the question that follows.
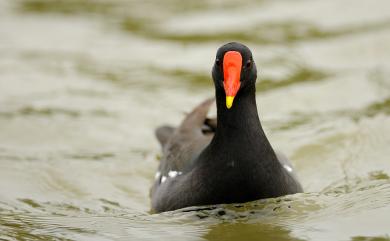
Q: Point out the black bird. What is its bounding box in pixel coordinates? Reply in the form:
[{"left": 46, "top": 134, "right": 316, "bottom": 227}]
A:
[{"left": 151, "top": 42, "right": 303, "bottom": 213}]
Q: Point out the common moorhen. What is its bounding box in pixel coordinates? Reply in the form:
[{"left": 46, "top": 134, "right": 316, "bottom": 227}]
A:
[{"left": 151, "top": 42, "right": 303, "bottom": 213}]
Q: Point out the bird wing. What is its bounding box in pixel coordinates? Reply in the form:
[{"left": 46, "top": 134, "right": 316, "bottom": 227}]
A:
[
  {"left": 155, "top": 98, "right": 215, "bottom": 173},
  {"left": 275, "top": 150, "right": 302, "bottom": 188}
]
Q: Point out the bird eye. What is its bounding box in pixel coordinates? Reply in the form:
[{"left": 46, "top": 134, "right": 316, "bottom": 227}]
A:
[
  {"left": 215, "top": 58, "right": 221, "bottom": 66},
  {"left": 245, "top": 60, "right": 252, "bottom": 69}
]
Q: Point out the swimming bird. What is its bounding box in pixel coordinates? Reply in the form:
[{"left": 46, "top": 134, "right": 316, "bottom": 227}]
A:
[{"left": 151, "top": 42, "right": 303, "bottom": 213}]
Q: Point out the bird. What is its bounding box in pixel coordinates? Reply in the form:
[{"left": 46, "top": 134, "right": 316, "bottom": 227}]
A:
[{"left": 151, "top": 42, "right": 303, "bottom": 213}]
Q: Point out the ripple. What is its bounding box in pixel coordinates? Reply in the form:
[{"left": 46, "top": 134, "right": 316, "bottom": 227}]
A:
[{"left": 0, "top": 106, "right": 114, "bottom": 118}]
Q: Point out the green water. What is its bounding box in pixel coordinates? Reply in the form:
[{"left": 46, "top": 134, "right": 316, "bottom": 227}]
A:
[{"left": 1, "top": 0, "right": 390, "bottom": 240}]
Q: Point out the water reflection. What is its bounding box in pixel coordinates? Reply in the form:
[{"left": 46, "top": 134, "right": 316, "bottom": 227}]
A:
[{"left": 204, "top": 222, "right": 302, "bottom": 241}]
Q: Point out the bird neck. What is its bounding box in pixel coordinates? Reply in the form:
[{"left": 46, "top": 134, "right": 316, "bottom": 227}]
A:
[{"left": 211, "top": 85, "right": 277, "bottom": 163}]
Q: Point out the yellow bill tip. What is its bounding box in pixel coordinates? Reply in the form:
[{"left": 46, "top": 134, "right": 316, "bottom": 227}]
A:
[{"left": 226, "top": 96, "right": 235, "bottom": 109}]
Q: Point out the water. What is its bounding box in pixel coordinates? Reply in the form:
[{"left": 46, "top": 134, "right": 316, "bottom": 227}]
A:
[{"left": 0, "top": 0, "right": 390, "bottom": 240}]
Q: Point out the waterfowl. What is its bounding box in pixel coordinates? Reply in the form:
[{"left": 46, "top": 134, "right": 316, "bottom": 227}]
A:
[{"left": 151, "top": 42, "right": 303, "bottom": 213}]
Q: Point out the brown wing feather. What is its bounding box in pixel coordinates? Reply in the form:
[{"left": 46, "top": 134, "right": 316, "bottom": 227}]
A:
[{"left": 156, "top": 98, "right": 215, "bottom": 172}]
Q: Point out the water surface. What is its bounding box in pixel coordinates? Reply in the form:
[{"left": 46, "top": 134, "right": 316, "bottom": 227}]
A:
[{"left": 1, "top": 0, "right": 390, "bottom": 240}]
